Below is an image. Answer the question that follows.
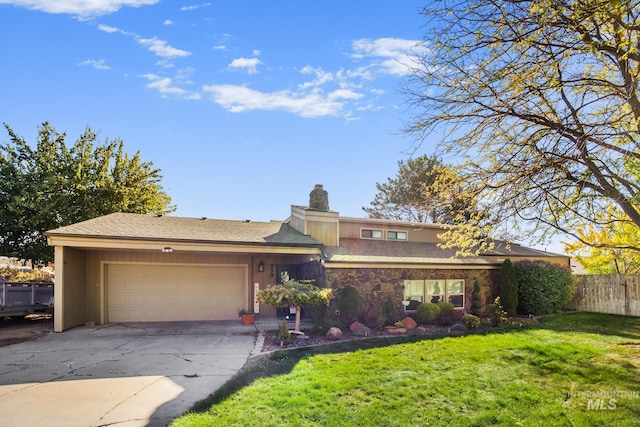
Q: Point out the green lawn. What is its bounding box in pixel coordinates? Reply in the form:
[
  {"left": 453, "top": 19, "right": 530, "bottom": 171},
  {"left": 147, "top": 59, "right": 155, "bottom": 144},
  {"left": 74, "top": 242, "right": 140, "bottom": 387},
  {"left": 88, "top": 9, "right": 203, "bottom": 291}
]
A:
[{"left": 171, "top": 313, "right": 640, "bottom": 426}]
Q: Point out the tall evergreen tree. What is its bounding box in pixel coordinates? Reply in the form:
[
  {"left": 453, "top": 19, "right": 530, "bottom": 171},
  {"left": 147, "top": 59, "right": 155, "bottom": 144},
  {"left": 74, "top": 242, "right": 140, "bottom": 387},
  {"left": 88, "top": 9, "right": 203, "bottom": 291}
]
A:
[{"left": 363, "top": 154, "right": 481, "bottom": 225}]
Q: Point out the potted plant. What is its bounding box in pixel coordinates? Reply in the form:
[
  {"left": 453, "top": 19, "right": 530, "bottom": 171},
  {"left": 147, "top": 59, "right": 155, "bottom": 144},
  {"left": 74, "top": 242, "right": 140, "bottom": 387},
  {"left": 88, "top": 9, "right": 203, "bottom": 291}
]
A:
[{"left": 238, "top": 308, "right": 255, "bottom": 325}]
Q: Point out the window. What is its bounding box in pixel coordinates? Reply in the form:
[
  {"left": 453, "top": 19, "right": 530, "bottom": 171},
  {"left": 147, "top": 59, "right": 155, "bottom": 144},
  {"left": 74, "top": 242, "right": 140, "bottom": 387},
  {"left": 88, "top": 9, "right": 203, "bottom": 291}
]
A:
[
  {"left": 387, "top": 231, "right": 407, "bottom": 240},
  {"left": 426, "top": 280, "right": 445, "bottom": 304},
  {"left": 361, "top": 229, "right": 383, "bottom": 239},
  {"left": 404, "top": 279, "right": 466, "bottom": 311},
  {"left": 403, "top": 280, "right": 424, "bottom": 310},
  {"left": 446, "top": 279, "right": 465, "bottom": 308}
]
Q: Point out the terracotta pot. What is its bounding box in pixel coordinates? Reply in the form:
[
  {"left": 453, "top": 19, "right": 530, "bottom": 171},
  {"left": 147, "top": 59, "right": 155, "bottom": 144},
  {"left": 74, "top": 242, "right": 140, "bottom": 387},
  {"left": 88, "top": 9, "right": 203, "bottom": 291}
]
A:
[{"left": 241, "top": 314, "right": 255, "bottom": 325}]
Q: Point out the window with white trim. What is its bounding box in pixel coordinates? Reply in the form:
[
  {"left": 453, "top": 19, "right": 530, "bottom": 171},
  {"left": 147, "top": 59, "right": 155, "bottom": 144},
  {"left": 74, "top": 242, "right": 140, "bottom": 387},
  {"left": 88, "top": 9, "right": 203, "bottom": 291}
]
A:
[
  {"left": 446, "top": 279, "right": 465, "bottom": 308},
  {"left": 387, "top": 230, "right": 407, "bottom": 240},
  {"left": 404, "top": 279, "right": 466, "bottom": 310},
  {"left": 361, "top": 229, "right": 383, "bottom": 239},
  {"left": 403, "top": 280, "right": 424, "bottom": 310},
  {"left": 426, "top": 279, "right": 446, "bottom": 304}
]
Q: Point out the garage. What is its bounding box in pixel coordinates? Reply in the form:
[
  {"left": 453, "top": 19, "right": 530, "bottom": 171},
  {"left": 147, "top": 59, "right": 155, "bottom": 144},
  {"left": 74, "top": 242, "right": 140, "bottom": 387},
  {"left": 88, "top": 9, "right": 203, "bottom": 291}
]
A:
[{"left": 106, "top": 263, "right": 247, "bottom": 322}]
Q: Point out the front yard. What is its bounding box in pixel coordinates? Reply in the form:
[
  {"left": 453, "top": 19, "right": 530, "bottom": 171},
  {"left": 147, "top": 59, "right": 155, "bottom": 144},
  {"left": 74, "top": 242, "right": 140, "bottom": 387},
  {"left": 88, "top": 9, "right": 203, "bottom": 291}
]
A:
[{"left": 172, "top": 313, "right": 640, "bottom": 426}]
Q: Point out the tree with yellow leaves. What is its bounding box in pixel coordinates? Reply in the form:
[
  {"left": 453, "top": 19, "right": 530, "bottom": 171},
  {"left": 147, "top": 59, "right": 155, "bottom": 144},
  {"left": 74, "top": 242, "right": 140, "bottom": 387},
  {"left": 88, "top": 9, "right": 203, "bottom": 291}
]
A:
[
  {"left": 565, "top": 209, "right": 640, "bottom": 274},
  {"left": 406, "top": 0, "right": 640, "bottom": 255}
]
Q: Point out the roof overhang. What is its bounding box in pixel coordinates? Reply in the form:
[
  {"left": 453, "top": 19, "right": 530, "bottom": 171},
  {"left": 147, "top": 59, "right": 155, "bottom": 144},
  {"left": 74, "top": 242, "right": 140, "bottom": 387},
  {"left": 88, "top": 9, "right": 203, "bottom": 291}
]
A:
[
  {"left": 325, "top": 261, "right": 499, "bottom": 270},
  {"left": 324, "top": 255, "right": 500, "bottom": 269},
  {"left": 46, "top": 235, "right": 323, "bottom": 255}
]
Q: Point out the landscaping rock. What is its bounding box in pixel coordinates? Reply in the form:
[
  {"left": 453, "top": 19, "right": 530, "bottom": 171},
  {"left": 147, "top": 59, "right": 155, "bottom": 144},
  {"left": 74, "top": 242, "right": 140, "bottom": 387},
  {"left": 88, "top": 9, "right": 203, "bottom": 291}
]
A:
[
  {"left": 326, "top": 327, "right": 343, "bottom": 340},
  {"left": 400, "top": 316, "right": 417, "bottom": 330},
  {"left": 384, "top": 326, "right": 407, "bottom": 335},
  {"left": 449, "top": 323, "right": 467, "bottom": 333},
  {"left": 352, "top": 326, "right": 371, "bottom": 337},
  {"left": 349, "top": 321, "right": 365, "bottom": 332}
]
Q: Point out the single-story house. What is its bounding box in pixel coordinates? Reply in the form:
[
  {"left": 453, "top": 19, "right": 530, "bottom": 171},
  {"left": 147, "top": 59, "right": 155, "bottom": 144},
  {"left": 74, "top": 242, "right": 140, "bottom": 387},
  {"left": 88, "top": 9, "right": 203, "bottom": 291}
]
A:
[{"left": 46, "top": 185, "right": 570, "bottom": 331}]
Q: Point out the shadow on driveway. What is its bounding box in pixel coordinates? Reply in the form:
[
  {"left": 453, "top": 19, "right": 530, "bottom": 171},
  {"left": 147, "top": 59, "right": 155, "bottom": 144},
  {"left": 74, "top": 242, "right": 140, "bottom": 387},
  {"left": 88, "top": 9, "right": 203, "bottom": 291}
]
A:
[{"left": 0, "top": 321, "right": 257, "bottom": 426}]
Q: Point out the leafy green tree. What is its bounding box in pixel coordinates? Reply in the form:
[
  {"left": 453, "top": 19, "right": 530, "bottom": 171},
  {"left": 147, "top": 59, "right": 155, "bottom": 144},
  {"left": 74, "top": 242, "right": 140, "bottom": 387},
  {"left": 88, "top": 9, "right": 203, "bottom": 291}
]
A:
[
  {"left": 499, "top": 259, "right": 518, "bottom": 316},
  {"left": 0, "top": 122, "right": 174, "bottom": 264},
  {"left": 256, "top": 280, "right": 333, "bottom": 332},
  {"left": 406, "top": 0, "right": 640, "bottom": 254},
  {"left": 363, "top": 154, "right": 481, "bottom": 225}
]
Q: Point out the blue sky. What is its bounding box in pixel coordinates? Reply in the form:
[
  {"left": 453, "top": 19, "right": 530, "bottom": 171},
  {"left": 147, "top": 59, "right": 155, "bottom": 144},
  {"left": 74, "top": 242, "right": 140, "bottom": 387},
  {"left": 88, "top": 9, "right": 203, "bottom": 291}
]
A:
[{"left": 0, "top": 0, "right": 429, "bottom": 223}]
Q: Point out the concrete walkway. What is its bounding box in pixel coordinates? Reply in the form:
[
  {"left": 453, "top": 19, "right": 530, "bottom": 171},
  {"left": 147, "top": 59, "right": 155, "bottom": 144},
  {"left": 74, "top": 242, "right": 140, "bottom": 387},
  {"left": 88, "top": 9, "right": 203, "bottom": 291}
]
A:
[{"left": 0, "top": 321, "right": 265, "bottom": 427}]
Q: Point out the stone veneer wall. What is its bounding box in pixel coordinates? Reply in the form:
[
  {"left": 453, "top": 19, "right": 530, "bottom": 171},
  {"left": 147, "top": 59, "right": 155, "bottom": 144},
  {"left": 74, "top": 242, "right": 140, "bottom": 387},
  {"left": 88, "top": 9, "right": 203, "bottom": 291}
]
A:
[{"left": 326, "top": 268, "right": 500, "bottom": 322}]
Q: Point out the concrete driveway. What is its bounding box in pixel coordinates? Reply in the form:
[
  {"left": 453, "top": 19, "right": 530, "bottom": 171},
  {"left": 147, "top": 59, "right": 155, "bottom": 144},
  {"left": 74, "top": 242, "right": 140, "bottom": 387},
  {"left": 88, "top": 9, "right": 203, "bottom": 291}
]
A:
[{"left": 0, "top": 321, "right": 260, "bottom": 426}]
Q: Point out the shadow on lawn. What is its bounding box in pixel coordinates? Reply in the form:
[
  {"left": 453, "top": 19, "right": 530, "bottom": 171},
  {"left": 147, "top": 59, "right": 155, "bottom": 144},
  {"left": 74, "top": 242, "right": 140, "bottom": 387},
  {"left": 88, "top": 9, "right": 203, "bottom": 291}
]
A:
[
  {"left": 538, "top": 311, "right": 640, "bottom": 341},
  {"left": 188, "top": 334, "right": 437, "bottom": 413},
  {"left": 188, "top": 311, "right": 640, "bottom": 414}
]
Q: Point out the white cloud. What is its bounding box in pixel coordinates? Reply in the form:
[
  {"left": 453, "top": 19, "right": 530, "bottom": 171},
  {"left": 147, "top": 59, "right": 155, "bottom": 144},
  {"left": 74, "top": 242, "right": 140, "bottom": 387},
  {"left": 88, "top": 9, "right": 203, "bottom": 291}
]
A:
[
  {"left": 143, "top": 74, "right": 201, "bottom": 100},
  {"left": 137, "top": 36, "right": 191, "bottom": 58},
  {"left": 180, "top": 2, "right": 210, "bottom": 11},
  {"left": 176, "top": 66, "right": 195, "bottom": 80},
  {"left": 155, "top": 59, "right": 175, "bottom": 69},
  {"left": 351, "top": 37, "right": 421, "bottom": 76},
  {"left": 228, "top": 57, "right": 262, "bottom": 75},
  {"left": 97, "top": 25, "right": 190, "bottom": 59},
  {"left": 163, "top": 19, "right": 173, "bottom": 26},
  {"left": 78, "top": 59, "right": 111, "bottom": 70},
  {"left": 98, "top": 24, "right": 121, "bottom": 33},
  {"left": 202, "top": 84, "right": 362, "bottom": 118},
  {"left": 213, "top": 45, "right": 227, "bottom": 51},
  {"left": 0, "top": 0, "right": 158, "bottom": 17},
  {"left": 299, "top": 66, "right": 334, "bottom": 89}
]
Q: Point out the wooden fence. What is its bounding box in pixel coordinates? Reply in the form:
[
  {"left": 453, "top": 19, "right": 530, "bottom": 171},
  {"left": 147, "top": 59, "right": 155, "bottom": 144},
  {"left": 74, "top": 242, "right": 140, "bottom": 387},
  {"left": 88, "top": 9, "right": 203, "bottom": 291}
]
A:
[{"left": 567, "top": 274, "right": 640, "bottom": 317}]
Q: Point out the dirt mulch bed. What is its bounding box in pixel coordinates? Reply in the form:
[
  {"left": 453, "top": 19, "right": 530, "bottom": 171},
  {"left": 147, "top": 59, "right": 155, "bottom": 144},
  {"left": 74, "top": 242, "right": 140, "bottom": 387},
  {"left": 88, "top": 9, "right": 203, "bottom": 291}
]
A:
[{"left": 260, "top": 324, "right": 457, "bottom": 353}]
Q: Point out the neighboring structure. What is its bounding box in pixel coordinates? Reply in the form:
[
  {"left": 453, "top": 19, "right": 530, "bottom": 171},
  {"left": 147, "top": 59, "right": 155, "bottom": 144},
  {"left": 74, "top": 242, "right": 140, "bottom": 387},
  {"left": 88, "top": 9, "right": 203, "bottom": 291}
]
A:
[{"left": 46, "top": 185, "right": 570, "bottom": 331}]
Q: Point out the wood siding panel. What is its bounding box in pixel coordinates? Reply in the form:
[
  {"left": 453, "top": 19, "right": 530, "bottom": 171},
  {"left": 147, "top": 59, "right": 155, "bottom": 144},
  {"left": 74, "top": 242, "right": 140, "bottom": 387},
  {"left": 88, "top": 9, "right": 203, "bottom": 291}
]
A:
[
  {"left": 62, "top": 247, "right": 87, "bottom": 329},
  {"left": 339, "top": 220, "right": 442, "bottom": 243},
  {"left": 307, "top": 221, "right": 338, "bottom": 246}
]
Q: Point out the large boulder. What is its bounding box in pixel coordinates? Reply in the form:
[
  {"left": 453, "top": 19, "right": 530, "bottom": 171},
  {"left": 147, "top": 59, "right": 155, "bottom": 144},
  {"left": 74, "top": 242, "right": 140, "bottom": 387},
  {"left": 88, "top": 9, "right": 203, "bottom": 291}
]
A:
[
  {"left": 449, "top": 323, "right": 467, "bottom": 333},
  {"left": 349, "top": 321, "right": 365, "bottom": 332},
  {"left": 352, "top": 325, "right": 371, "bottom": 337},
  {"left": 326, "top": 327, "right": 343, "bottom": 340},
  {"left": 400, "top": 316, "right": 418, "bottom": 330}
]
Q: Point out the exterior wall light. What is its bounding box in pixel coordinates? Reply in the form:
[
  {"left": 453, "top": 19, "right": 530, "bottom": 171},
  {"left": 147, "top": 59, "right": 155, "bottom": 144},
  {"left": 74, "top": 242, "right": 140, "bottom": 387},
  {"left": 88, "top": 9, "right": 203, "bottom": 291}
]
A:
[{"left": 258, "top": 261, "right": 265, "bottom": 272}]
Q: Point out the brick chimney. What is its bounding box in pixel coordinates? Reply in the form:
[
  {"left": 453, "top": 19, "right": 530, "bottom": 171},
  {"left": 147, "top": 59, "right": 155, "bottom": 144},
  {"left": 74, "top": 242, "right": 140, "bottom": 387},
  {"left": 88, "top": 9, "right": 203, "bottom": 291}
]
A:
[{"left": 309, "top": 184, "right": 329, "bottom": 212}]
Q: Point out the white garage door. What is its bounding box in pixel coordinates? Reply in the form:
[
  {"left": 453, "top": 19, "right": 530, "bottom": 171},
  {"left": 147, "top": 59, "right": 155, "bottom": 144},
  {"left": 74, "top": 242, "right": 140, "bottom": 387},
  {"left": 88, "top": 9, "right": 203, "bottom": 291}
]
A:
[{"left": 107, "top": 264, "right": 247, "bottom": 322}]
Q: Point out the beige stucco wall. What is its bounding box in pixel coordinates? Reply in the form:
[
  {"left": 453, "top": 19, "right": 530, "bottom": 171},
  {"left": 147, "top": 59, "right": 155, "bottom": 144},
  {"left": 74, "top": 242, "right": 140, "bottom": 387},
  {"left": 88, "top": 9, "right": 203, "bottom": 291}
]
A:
[
  {"left": 57, "top": 246, "right": 87, "bottom": 331},
  {"left": 58, "top": 248, "right": 310, "bottom": 329}
]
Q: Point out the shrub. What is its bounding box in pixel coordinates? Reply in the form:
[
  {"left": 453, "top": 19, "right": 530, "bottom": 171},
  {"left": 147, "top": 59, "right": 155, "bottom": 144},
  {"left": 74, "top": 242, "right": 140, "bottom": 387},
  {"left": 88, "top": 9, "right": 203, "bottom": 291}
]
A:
[
  {"left": 470, "top": 279, "right": 483, "bottom": 316},
  {"left": 382, "top": 294, "right": 398, "bottom": 325},
  {"left": 337, "top": 285, "right": 360, "bottom": 324},
  {"left": 514, "top": 260, "right": 576, "bottom": 315},
  {"left": 500, "top": 259, "right": 518, "bottom": 316},
  {"left": 277, "top": 320, "right": 291, "bottom": 346},
  {"left": 416, "top": 302, "right": 441, "bottom": 324},
  {"left": 463, "top": 313, "right": 481, "bottom": 329},
  {"left": 489, "top": 297, "right": 508, "bottom": 327},
  {"left": 437, "top": 301, "right": 455, "bottom": 314},
  {"left": 438, "top": 309, "right": 464, "bottom": 326},
  {"left": 376, "top": 314, "right": 387, "bottom": 329}
]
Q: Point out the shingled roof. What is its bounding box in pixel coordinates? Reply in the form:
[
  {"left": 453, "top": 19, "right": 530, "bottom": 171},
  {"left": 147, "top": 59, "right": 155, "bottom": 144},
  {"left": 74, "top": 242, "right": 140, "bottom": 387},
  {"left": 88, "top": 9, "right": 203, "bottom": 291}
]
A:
[
  {"left": 324, "top": 238, "right": 498, "bottom": 266},
  {"left": 45, "top": 213, "right": 322, "bottom": 247}
]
